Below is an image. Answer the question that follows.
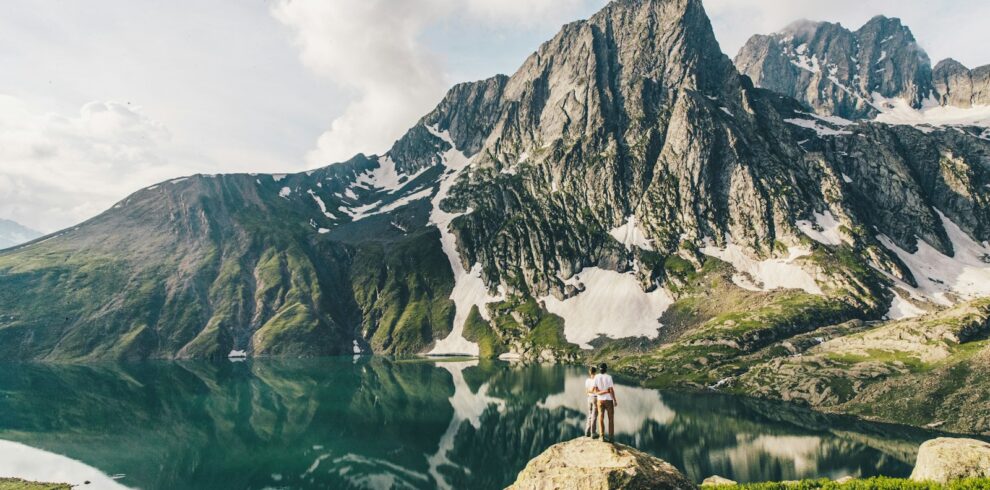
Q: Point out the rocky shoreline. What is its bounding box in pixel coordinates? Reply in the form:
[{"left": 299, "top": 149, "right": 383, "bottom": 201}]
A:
[{"left": 507, "top": 437, "right": 990, "bottom": 489}]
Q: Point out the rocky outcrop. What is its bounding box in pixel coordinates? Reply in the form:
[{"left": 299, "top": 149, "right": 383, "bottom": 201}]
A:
[
  {"left": 700, "top": 475, "right": 737, "bottom": 487},
  {"left": 731, "top": 299, "right": 990, "bottom": 434},
  {"left": 507, "top": 438, "right": 696, "bottom": 490},
  {"left": 910, "top": 438, "right": 990, "bottom": 483},
  {"left": 735, "top": 16, "right": 932, "bottom": 119},
  {"left": 932, "top": 59, "right": 990, "bottom": 108}
]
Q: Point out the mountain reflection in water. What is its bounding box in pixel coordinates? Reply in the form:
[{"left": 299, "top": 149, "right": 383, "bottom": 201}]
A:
[{"left": 0, "top": 358, "right": 934, "bottom": 489}]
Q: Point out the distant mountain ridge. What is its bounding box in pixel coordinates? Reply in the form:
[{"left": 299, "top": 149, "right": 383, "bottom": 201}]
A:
[
  {"left": 0, "top": 219, "right": 42, "bottom": 249},
  {"left": 1, "top": 0, "right": 989, "bottom": 433},
  {"left": 734, "top": 15, "right": 990, "bottom": 120}
]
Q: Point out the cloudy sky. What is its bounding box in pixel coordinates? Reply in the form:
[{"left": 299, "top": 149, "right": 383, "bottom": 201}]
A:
[{"left": 2, "top": 0, "right": 988, "bottom": 233}]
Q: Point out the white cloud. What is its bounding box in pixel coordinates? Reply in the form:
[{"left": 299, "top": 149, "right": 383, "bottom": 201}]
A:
[
  {"left": 460, "top": 0, "right": 591, "bottom": 26},
  {"left": 271, "top": 0, "right": 603, "bottom": 168},
  {"left": 0, "top": 95, "right": 201, "bottom": 232},
  {"left": 271, "top": 0, "right": 453, "bottom": 167}
]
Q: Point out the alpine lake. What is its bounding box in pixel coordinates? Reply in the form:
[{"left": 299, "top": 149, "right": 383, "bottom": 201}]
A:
[{"left": 0, "top": 357, "right": 949, "bottom": 489}]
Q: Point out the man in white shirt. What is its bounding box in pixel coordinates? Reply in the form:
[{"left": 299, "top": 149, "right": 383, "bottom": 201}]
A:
[{"left": 593, "top": 362, "right": 617, "bottom": 442}]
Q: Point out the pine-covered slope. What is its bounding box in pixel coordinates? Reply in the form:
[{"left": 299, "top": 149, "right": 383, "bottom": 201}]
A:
[{"left": 2, "top": 0, "right": 990, "bottom": 432}]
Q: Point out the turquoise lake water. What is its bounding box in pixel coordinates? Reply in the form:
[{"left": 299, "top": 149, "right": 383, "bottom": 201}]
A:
[{"left": 0, "top": 358, "right": 939, "bottom": 489}]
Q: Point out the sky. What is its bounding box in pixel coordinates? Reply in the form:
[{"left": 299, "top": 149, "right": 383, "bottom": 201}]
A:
[{"left": 1, "top": 0, "right": 988, "bottom": 233}]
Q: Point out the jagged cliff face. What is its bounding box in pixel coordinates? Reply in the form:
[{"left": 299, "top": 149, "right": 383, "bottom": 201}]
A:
[
  {"left": 734, "top": 16, "right": 933, "bottom": 119},
  {"left": 932, "top": 59, "right": 990, "bottom": 108},
  {"left": 436, "top": 1, "right": 989, "bottom": 321},
  {"left": 1, "top": 0, "right": 989, "bottom": 378}
]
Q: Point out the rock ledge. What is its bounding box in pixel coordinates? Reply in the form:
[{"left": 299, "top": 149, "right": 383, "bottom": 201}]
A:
[{"left": 507, "top": 437, "right": 696, "bottom": 490}]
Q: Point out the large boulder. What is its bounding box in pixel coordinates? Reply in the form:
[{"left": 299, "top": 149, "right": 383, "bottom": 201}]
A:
[
  {"left": 910, "top": 437, "right": 990, "bottom": 483},
  {"left": 507, "top": 438, "right": 696, "bottom": 490}
]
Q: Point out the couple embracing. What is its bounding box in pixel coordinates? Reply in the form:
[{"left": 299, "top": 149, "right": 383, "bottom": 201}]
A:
[{"left": 584, "top": 363, "right": 617, "bottom": 442}]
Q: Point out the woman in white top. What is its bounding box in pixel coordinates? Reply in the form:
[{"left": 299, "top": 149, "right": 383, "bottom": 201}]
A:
[{"left": 584, "top": 366, "right": 598, "bottom": 437}]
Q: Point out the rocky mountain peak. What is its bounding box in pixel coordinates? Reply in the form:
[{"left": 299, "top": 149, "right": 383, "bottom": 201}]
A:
[
  {"left": 932, "top": 58, "right": 990, "bottom": 108},
  {"left": 735, "top": 14, "right": 932, "bottom": 119},
  {"left": 465, "top": 0, "right": 744, "bottom": 175}
]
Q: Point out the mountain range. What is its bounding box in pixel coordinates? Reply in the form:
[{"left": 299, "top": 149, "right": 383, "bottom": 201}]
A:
[
  {"left": 0, "top": 219, "right": 42, "bottom": 250},
  {"left": 1, "top": 0, "right": 988, "bottom": 434}
]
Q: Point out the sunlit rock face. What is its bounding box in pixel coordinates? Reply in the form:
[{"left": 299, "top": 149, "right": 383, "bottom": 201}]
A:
[
  {"left": 910, "top": 438, "right": 990, "bottom": 483},
  {"left": 507, "top": 438, "right": 697, "bottom": 490}
]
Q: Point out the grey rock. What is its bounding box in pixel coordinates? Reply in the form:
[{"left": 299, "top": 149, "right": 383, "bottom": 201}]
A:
[
  {"left": 932, "top": 58, "right": 990, "bottom": 108},
  {"left": 910, "top": 438, "right": 990, "bottom": 483},
  {"left": 507, "top": 437, "right": 696, "bottom": 490},
  {"left": 735, "top": 16, "right": 932, "bottom": 119}
]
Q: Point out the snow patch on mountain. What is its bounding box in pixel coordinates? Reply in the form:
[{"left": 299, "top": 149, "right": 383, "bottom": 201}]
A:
[
  {"left": 307, "top": 189, "right": 335, "bottom": 219},
  {"left": 354, "top": 155, "right": 431, "bottom": 194},
  {"left": 796, "top": 210, "right": 848, "bottom": 246},
  {"left": 886, "top": 289, "right": 926, "bottom": 320},
  {"left": 427, "top": 125, "right": 503, "bottom": 356},
  {"left": 788, "top": 43, "right": 821, "bottom": 74},
  {"left": 784, "top": 117, "right": 853, "bottom": 137},
  {"left": 608, "top": 216, "right": 653, "bottom": 251},
  {"left": 873, "top": 94, "right": 990, "bottom": 128},
  {"left": 542, "top": 268, "right": 673, "bottom": 349},
  {"left": 701, "top": 238, "right": 823, "bottom": 295},
  {"left": 877, "top": 211, "right": 990, "bottom": 306},
  {"left": 376, "top": 187, "right": 433, "bottom": 214}
]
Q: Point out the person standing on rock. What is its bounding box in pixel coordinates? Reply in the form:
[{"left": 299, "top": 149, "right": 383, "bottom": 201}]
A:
[
  {"left": 594, "top": 363, "right": 617, "bottom": 442},
  {"left": 584, "top": 365, "right": 599, "bottom": 438}
]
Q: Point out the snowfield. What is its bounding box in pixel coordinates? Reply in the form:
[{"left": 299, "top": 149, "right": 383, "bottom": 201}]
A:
[
  {"left": 878, "top": 211, "right": 990, "bottom": 306},
  {"left": 427, "top": 125, "right": 504, "bottom": 356},
  {"left": 701, "top": 237, "right": 823, "bottom": 295},
  {"left": 796, "top": 210, "right": 848, "bottom": 246},
  {"left": 542, "top": 267, "right": 674, "bottom": 349},
  {"left": 873, "top": 94, "right": 990, "bottom": 128},
  {"left": 608, "top": 215, "right": 654, "bottom": 251}
]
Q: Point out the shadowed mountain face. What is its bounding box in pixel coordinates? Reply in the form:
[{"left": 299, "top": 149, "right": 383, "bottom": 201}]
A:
[{"left": 1, "top": 0, "right": 989, "bottom": 433}]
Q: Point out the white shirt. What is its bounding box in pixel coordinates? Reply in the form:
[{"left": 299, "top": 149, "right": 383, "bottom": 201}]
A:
[
  {"left": 593, "top": 373, "right": 614, "bottom": 401},
  {"left": 584, "top": 378, "right": 597, "bottom": 400}
]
